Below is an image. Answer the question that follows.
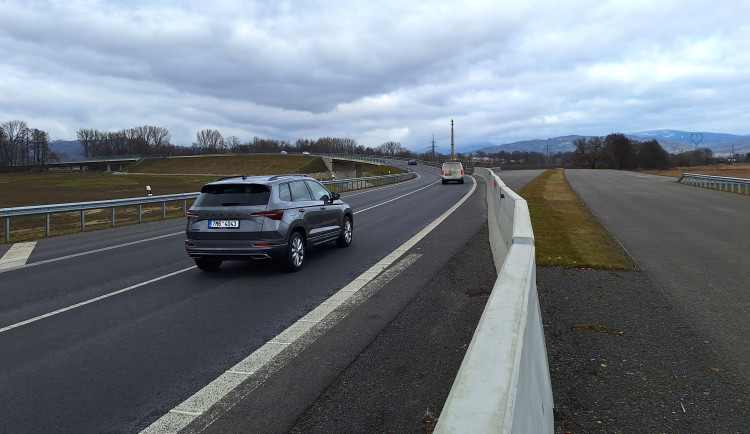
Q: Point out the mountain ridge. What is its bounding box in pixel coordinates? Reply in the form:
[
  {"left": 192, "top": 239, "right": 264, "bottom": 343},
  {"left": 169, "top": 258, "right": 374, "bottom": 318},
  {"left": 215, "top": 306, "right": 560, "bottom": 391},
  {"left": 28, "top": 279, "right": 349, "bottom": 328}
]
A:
[{"left": 472, "top": 130, "right": 750, "bottom": 155}]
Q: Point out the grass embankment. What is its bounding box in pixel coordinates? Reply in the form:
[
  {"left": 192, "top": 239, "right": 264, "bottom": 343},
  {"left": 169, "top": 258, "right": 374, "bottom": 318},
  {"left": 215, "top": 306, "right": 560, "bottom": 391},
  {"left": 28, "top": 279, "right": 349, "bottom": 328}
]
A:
[
  {"left": 124, "top": 155, "right": 329, "bottom": 176},
  {"left": 520, "top": 169, "right": 636, "bottom": 269},
  {"left": 0, "top": 155, "right": 402, "bottom": 242}
]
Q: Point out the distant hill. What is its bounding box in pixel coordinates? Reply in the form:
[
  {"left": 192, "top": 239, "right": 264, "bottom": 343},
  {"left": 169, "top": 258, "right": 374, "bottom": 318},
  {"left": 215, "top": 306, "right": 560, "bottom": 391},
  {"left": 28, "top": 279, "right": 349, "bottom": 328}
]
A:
[
  {"left": 49, "top": 140, "right": 83, "bottom": 161},
  {"left": 628, "top": 130, "right": 750, "bottom": 155},
  {"left": 474, "top": 130, "right": 750, "bottom": 155},
  {"left": 476, "top": 135, "right": 590, "bottom": 154}
]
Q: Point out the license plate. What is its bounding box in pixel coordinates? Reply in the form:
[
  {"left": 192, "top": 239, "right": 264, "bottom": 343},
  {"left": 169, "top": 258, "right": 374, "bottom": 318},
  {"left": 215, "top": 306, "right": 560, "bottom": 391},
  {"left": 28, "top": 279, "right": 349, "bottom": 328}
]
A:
[{"left": 208, "top": 220, "right": 239, "bottom": 228}]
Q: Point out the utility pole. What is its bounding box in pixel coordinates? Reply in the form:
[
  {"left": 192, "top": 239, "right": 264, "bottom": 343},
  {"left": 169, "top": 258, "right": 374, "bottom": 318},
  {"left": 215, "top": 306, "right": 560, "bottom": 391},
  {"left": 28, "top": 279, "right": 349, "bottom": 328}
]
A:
[{"left": 451, "top": 119, "right": 455, "bottom": 160}]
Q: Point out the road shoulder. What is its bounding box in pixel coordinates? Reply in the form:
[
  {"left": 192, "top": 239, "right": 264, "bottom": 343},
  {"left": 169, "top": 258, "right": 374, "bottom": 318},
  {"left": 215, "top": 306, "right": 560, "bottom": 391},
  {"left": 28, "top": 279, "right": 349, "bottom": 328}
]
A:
[{"left": 538, "top": 266, "right": 750, "bottom": 433}]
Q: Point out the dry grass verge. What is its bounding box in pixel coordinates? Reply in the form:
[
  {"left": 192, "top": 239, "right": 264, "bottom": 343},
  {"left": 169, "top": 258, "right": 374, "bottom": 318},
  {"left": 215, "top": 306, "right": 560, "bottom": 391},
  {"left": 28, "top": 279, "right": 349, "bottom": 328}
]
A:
[
  {"left": 643, "top": 163, "right": 750, "bottom": 179},
  {"left": 520, "top": 169, "right": 636, "bottom": 269}
]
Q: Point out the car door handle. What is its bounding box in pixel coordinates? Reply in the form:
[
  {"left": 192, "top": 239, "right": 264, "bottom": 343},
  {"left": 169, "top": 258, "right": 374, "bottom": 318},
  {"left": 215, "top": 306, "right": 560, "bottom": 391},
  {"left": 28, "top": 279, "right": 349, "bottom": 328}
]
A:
[{"left": 298, "top": 208, "right": 305, "bottom": 212}]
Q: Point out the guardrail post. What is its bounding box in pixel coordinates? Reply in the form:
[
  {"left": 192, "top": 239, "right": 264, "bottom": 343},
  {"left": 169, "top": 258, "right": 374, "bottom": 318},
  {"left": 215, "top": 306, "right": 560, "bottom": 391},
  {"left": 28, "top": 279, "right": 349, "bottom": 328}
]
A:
[
  {"left": 111, "top": 207, "right": 116, "bottom": 227},
  {"left": 80, "top": 210, "right": 85, "bottom": 232},
  {"left": 4, "top": 217, "right": 9, "bottom": 242},
  {"left": 162, "top": 202, "right": 166, "bottom": 220},
  {"left": 138, "top": 205, "right": 143, "bottom": 223},
  {"left": 45, "top": 214, "right": 50, "bottom": 236}
]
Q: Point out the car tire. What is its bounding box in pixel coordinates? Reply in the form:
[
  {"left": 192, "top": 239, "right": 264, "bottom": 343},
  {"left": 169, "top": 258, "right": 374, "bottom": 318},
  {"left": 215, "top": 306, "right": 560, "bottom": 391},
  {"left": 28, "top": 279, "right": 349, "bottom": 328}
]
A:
[
  {"left": 195, "top": 257, "right": 222, "bottom": 272},
  {"left": 284, "top": 231, "right": 305, "bottom": 272},
  {"left": 442, "top": 179, "right": 446, "bottom": 184},
  {"left": 336, "top": 215, "right": 353, "bottom": 248}
]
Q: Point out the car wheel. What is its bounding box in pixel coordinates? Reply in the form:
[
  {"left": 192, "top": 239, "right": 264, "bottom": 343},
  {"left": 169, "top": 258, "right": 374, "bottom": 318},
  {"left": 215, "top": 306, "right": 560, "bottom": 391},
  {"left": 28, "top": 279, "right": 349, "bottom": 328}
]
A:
[
  {"left": 442, "top": 179, "right": 446, "bottom": 184},
  {"left": 336, "top": 215, "right": 353, "bottom": 247},
  {"left": 284, "top": 231, "right": 305, "bottom": 272},
  {"left": 195, "top": 257, "right": 221, "bottom": 272}
]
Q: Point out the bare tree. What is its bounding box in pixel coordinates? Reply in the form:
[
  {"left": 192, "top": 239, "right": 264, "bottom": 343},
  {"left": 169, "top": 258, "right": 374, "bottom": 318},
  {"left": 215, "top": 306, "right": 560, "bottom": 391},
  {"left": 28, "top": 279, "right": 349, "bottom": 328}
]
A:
[
  {"left": 378, "top": 141, "right": 404, "bottom": 156},
  {"left": 193, "top": 129, "right": 224, "bottom": 154},
  {"left": 31, "top": 129, "right": 51, "bottom": 165},
  {"left": 225, "top": 135, "right": 242, "bottom": 153},
  {"left": 77, "top": 128, "right": 98, "bottom": 158},
  {"left": 145, "top": 126, "right": 172, "bottom": 154},
  {"left": 1, "top": 120, "right": 29, "bottom": 166}
]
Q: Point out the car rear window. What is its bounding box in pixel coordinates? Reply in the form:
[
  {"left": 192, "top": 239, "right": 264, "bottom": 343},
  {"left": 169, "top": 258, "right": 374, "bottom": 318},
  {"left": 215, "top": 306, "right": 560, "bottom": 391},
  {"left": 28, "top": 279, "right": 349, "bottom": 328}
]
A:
[{"left": 194, "top": 184, "right": 271, "bottom": 207}]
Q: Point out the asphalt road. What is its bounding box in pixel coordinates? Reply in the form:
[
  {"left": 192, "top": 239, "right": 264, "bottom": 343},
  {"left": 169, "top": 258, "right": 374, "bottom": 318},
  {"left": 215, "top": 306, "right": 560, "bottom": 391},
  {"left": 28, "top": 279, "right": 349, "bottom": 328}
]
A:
[
  {"left": 565, "top": 169, "right": 750, "bottom": 385},
  {"left": 0, "top": 164, "right": 475, "bottom": 433},
  {"left": 187, "top": 169, "right": 543, "bottom": 433}
]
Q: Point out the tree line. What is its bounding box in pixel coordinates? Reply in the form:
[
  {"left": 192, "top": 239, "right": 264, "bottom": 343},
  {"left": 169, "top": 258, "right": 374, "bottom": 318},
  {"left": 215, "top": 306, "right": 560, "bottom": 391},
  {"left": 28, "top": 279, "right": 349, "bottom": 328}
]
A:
[
  {"left": 191, "top": 128, "right": 410, "bottom": 157},
  {"left": 4, "top": 120, "right": 750, "bottom": 169},
  {"left": 77, "top": 126, "right": 173, "bottom": 157},
  {"left": 573, "top": 133, "right": 672, "bottom": 169},
  {"left": 0, "top": 120, "right": 54, "bottom": 168}
]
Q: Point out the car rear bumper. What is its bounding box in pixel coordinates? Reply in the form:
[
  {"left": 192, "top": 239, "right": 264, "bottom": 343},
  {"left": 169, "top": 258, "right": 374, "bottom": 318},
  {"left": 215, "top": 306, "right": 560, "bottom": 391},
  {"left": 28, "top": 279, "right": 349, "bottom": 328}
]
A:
[{"left": 185, "top": 239, "right": 287, "bottom": 260}]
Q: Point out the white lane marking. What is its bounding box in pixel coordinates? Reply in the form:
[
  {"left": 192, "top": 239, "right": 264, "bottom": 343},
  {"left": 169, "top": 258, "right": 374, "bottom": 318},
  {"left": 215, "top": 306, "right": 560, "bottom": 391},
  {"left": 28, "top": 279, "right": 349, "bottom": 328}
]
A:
[
  {"left": 142, "top": 176, "right": 477, "bottom": 433},
  {"left": 0, "top": 242, "right": 37, "bottom": 271},
  {"left": 0, "top": 266, "right": 195, "bottom": 334},
  {"left": 0, "top": 232, "right": 184, "bottom": 274},
  {"left": 354, "top": 180, "right": 441, "bottom": 214}
]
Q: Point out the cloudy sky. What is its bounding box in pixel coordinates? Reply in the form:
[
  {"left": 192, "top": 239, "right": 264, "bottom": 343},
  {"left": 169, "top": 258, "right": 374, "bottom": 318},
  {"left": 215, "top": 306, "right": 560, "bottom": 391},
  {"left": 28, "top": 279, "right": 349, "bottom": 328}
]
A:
[{"left": 1, "top": 0, "right": 749, "bottom": 152}]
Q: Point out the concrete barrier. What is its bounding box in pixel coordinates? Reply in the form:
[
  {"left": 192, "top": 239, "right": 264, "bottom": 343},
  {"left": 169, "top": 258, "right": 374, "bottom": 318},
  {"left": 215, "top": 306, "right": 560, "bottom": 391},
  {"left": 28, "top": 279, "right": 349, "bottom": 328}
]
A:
[{"left": 435, "top": 168, "right": 553, "bottom": 433}]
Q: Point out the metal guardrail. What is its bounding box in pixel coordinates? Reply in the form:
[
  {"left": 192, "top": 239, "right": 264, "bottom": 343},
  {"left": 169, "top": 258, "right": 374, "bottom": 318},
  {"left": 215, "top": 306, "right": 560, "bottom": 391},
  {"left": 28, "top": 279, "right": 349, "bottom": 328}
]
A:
[
  {"left": 678, "top": 173, "right": 750, "bottom": 194},
  {"left": 0, "top": 193, "right": 199, "bottom": 242},
  {"left": 0, "top": 173, "right": 416, "bottom": 243},
  {"left": 324, "top": 172, "right": 415, "bottom": 193}
]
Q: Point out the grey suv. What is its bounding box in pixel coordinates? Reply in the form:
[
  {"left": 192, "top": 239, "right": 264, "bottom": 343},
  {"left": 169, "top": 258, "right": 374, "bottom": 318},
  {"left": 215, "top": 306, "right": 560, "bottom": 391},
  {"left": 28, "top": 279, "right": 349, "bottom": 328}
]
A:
[{"left": 185, "top": 174, "right": 353, "bottom": 272}]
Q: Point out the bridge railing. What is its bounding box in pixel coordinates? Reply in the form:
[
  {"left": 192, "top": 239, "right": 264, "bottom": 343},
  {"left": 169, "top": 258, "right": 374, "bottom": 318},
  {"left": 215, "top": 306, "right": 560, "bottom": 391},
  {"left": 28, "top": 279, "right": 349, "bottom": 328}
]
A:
[
  {"left": 435, "top": 168, "right": 553, "bottom": 433},
  {"left": 678, "top": 173, "right": 750, "bottom": 194},
  {"left": 0, "top": 173, "right": 415, "bottom": 243}
]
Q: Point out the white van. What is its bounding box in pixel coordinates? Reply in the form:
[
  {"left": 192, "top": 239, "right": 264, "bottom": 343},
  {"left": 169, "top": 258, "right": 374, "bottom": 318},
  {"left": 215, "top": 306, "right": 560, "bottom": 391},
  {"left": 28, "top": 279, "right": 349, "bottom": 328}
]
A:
[{"left": 441, "top": 161, "right": 464, "bottom": 184}]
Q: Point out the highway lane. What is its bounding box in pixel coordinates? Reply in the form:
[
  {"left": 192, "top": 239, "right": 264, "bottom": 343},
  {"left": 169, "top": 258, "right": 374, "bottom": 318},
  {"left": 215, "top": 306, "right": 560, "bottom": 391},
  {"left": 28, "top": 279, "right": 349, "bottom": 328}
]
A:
[
  {"left": 494, "top": 168, "right": 546, "bottom": 192},
  {"left": 0, "top": 164, "right": 473, "bottom": 433},
  {"left": 565, "top": 169, "right": 750, "bottom": 385}
]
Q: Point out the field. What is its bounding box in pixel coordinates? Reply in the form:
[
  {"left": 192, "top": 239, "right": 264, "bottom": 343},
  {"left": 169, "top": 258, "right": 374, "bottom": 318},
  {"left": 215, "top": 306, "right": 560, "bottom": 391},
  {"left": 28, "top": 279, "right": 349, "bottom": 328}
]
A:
[
  {"left": 0, "top": 155, "right": 398, "bottom": 242},
  {"left": 642, "top": 163, "right": 750, "bottom": 179}
]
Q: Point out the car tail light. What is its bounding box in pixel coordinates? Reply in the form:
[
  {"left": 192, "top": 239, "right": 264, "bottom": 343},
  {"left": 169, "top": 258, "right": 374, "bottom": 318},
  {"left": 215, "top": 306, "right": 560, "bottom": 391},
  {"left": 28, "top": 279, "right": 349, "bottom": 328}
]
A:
[
  {"left": 186, "top": 211, "right": 198, "bottom": 220},
  {"left": 251, "top": 210, "right": 284, "bottom": 220},
  {"left": 441, "top": 170, "right": 445, "bottom": 175},
  {"left": 461, "top": 170, "right": 464, "bottom": 175}
]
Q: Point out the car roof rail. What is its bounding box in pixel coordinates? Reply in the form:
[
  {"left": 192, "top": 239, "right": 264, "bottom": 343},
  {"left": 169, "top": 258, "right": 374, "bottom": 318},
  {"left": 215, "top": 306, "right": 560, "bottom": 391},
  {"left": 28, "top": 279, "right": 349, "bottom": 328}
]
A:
[
  {"left": 214, "top": 175, "right": 248, "bottom": 181},
  {"left": 268, "top": 173, "right": 308, "bottom": 181}
]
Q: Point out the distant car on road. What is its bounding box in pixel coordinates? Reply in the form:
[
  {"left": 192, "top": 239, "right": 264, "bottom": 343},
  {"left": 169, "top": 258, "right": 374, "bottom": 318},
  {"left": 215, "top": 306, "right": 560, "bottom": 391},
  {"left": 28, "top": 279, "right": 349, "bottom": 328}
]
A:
[
  {"left": 185, "top": 174, "right": 353, "bottom": 272},
  {"left": 408, "top": 160, "right": 417, "bottom": 165},
  {"left": 303, "top": 151, "right": 311, "bottom": 155},
  {"left": 441, "top": 161, "right": 464, "bottom": 184},
  {"left": 281, "top": 151, "right": 288, "bottom": 155}
]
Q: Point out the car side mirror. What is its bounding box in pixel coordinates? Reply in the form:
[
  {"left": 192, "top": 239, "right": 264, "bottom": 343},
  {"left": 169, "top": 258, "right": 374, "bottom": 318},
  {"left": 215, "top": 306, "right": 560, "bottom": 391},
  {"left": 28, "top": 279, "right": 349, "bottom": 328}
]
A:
[{"left": 330, "top": 192, "right": 340, "bottom": 202}]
